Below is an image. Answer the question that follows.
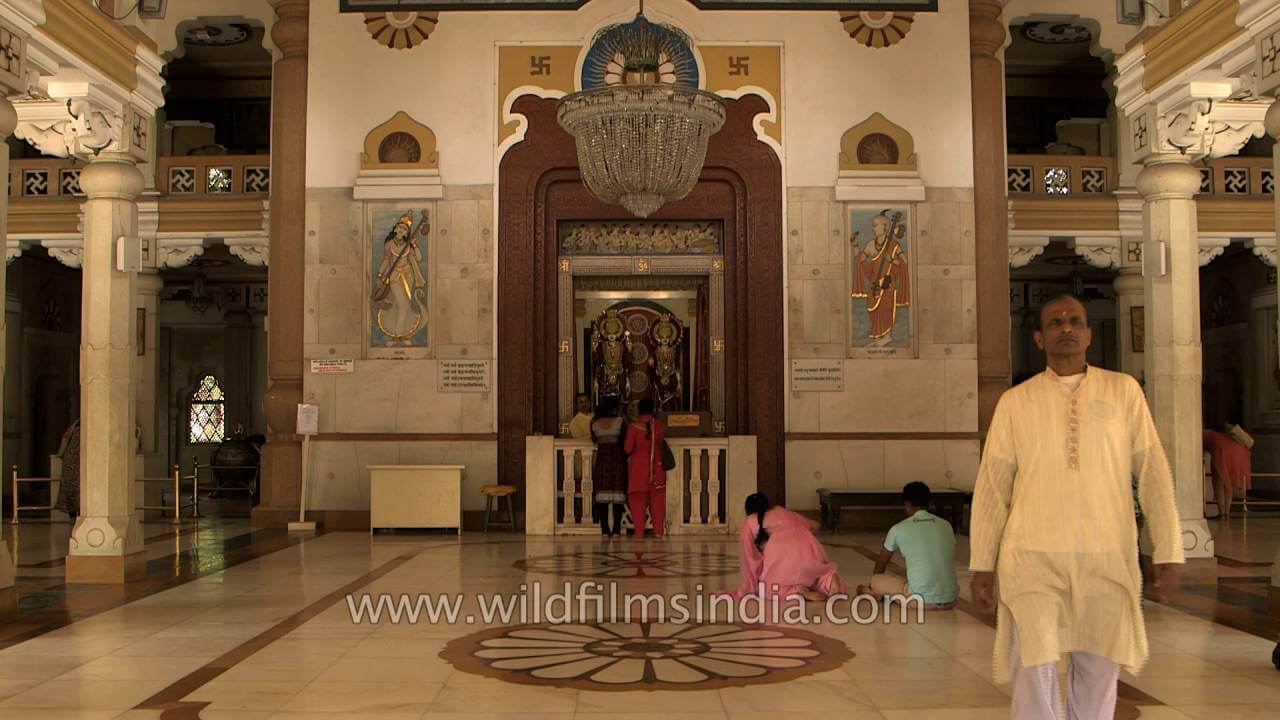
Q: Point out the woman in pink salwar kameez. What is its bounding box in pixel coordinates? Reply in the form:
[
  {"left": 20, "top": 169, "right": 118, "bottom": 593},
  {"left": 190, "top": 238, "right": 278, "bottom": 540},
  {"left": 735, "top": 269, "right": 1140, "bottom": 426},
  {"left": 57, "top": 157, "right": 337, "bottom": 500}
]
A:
[{"left": 723, "top": 494, "right": 846, "bottom": 600}]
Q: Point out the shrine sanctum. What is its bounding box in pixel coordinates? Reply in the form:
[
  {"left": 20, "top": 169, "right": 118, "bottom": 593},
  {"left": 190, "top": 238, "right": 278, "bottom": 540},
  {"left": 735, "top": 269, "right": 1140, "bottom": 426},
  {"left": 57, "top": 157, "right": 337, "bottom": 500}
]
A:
[{"left": 1, "top": 0, "right": 1280, "bottom": 717}]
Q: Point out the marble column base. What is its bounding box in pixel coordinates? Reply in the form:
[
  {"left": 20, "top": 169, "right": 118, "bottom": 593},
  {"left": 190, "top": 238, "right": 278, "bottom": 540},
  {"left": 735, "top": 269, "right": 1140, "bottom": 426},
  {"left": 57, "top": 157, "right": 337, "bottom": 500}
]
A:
[
  {"left": 1180, "top": 516, "right": 1215, "bottom": 559},
  {"left": 252, "top": 438, "right": 301, "bottom": 528},
  {"left": 65, "top": 551, "right": 147, "bottom": 584},
  {"left": 69, "top": 513, "right": 144, "bottom": 551}
]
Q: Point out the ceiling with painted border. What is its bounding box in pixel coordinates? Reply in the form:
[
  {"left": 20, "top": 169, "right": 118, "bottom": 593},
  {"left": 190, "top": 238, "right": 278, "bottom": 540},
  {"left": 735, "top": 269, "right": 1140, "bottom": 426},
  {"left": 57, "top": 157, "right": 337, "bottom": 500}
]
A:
[{"left": 340, "top": 0, "right": 937, "bottom": 11}]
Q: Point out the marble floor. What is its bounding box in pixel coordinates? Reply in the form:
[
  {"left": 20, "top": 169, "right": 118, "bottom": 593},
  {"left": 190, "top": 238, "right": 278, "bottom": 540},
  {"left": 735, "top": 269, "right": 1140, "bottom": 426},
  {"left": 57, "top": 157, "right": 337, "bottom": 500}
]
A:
[{"left": 0, "top": 516, "right": 1276, "bottom": 719}]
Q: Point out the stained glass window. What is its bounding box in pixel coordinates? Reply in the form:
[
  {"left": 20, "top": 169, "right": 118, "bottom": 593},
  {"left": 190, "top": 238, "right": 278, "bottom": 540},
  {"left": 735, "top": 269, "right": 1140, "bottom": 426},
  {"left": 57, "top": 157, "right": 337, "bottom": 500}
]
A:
[
  {"left": 189, "top": 375, "right": 226, "bottom": 444},
  {"left": 207, "top": 167, "right": 233, "bottom": 193}
]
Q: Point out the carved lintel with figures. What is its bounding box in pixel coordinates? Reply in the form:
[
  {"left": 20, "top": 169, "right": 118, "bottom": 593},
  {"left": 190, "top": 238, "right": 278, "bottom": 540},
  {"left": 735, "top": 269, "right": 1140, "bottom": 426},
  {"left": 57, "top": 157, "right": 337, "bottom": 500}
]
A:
[{"left": 559, "top": 221, "right": 722, "bottom": 256}]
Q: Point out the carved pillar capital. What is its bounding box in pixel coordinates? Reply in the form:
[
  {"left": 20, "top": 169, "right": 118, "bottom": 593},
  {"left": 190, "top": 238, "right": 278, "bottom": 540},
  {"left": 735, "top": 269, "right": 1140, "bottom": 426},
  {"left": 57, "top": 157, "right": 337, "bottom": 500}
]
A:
[
  {"left": 1136, "top": 155, "right": 1200, "bottom": 201},
  {"left": 1265, "top": 97, "right": 1280, "bottom": 139},
  {"left": 0, "top": 95, "right": 16, "bottom": 139},
  {"left": 80, "top": 152, "right": 144, "bottom": 201},
  {"left": 1113, "top": 268, "right": 1144, "bottom": 296},
  {"left": 968, "top": 0, "right": 1005, "bottom": 58},
  {"left": 271, "top": 0, "right": 309, "bottom": 58}
]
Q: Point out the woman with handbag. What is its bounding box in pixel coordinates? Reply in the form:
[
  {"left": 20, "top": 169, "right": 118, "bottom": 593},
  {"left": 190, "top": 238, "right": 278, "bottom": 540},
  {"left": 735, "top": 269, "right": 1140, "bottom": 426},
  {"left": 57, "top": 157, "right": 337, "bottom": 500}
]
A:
[{"left": 624, "top": 398, "right": 668, "bottom": 537}]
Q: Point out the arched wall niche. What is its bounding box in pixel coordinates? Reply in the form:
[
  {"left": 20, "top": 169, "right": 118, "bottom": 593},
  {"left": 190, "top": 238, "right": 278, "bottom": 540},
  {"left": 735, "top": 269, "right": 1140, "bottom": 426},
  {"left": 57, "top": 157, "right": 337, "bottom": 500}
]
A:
[
  {"left": 361, "top": 111, "right": 440, "bottom": 170},
  {"left": 839, "top": 112, "right": 918, "bottom": 172}
]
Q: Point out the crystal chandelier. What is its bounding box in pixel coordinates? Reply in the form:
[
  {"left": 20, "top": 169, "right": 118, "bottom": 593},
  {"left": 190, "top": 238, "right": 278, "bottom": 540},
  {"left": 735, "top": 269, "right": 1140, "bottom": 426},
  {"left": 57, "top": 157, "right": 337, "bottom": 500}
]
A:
[{"left": 557, "top": 9, "right": 725, "bottom": 218}]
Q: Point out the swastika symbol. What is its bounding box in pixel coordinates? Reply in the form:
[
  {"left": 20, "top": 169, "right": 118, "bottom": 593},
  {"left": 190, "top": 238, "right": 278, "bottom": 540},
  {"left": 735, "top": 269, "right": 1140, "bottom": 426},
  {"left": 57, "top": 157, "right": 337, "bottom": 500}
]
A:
[
  {"left": 728, "top": 56, "right": 749, "bottom": 76},
  {"left": 530, "top": 56, "right": 552, "bottom": 75}
]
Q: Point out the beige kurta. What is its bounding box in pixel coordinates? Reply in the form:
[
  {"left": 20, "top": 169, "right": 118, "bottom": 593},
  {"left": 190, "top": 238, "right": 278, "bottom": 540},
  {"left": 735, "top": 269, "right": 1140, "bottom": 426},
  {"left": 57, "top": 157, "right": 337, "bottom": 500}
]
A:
[{"left": 969, "top": 366, "right": 1184, "bottom": 682}]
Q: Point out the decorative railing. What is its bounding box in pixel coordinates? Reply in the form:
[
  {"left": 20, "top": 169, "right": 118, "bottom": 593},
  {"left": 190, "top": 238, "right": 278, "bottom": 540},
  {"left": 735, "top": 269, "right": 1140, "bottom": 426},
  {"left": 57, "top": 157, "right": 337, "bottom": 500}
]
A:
[
  {"left": 1197, "top": 157, "right": 1273, "bottom": 197},
  {"left": 1006, "top": 155, "right": 1117, "bottom": 196},
  {"left": 8, "top": 155, "right": 271, "bottom": 199},
  {"left": 553, "top": 437, "right": 729, "bottom": 534},
  {"left": 155, "top": 155, "right": 270, "bottom": 196},
  {"left": 8, "top": 158, "right": 87, "bottom": 198},
  {"left": 1008, "top": 154, "right": 1274, "bottom": 199}
]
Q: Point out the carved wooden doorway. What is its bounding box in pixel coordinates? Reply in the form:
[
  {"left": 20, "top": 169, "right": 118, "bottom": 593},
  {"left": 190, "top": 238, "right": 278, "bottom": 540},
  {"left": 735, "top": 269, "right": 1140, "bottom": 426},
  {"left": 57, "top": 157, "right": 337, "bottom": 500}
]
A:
[{"left": 497, "top": 94, "right": 784, "bottom": 503}]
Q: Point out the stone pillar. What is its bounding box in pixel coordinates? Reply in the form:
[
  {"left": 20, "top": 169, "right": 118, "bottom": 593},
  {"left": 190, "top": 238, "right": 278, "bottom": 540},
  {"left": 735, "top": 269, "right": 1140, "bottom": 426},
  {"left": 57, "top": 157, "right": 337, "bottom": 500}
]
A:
[
  {"left": 970, "top": 0, "right": 1011, "bottom": 432},
  {"left": 1136, "top": 155, "right": 1212, "bottom": 559},
  {"left": 1266, "top": 100, "right": 1280, "bottom": 594},
  {"left": 0, "top": 96, "right": 15, "bottom": 598},
  {"left": 1268, "top": 101, "right": 1280, "bottom": 374},
  {"left": 66, "top": 153, "right": 146, "bottom": 582},
  {"left": 135, "top": 272, "right": 164, "bottom": 477},
  {"left": 1113, "top": 269, "right": 1144, "bottom": 381},
  {"left": 254, "top": 0, "right": 308, "bottom": 526}
]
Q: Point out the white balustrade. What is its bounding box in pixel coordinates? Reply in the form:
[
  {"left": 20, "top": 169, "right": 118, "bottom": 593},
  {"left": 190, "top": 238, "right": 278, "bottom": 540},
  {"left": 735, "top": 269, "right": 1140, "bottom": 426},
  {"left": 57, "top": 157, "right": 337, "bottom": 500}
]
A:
[{"left": 552, "top": 436, "right": 729, "bottom": 534}]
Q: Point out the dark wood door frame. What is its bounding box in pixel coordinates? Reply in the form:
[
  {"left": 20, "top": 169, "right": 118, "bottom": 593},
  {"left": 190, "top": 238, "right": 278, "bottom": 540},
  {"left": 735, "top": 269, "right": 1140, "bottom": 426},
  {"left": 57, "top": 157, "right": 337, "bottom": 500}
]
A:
[{"left": 497, "top": 93, "right": 784, "bottom": 504}]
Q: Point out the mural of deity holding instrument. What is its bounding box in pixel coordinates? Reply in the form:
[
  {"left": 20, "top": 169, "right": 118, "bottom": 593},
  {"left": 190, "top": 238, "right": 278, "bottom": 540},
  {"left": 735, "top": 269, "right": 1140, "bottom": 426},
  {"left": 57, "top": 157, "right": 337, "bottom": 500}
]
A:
[
  {"left": 849, "top": 206, "right": 914, "bottom": 356},
  {"left": 369, "top": 208, "right": 430, "bottom": 351}
]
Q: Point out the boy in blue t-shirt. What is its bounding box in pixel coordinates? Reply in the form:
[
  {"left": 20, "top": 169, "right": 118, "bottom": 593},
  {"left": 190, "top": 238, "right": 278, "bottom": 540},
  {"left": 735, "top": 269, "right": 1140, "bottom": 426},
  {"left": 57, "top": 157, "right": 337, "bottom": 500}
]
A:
[{"left": 856, "top": 481, "right": 959, "bottom": 608}]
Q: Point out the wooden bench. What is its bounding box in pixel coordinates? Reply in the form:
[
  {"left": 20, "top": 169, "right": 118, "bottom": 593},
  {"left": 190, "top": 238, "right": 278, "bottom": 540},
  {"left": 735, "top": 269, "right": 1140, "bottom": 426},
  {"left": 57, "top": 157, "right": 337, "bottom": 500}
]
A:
[{"left": 816, "top": 488, "right": 971, "bottom": 534}]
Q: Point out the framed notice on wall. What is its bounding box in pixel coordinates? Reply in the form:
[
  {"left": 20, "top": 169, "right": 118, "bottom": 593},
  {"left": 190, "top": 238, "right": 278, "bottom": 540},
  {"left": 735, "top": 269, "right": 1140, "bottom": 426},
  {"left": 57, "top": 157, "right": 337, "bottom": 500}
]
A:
[
  {"left": 791, "top": 359, "right": 844, "bottom": 392},
  {"left": 438, "top": 359, "right": 490, "bottom": 393}
]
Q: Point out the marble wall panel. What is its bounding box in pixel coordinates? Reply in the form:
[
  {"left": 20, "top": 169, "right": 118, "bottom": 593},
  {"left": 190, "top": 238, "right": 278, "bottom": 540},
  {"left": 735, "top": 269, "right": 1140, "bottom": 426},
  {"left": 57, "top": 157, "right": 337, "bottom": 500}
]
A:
[
  {"left": 785, "top": 187, "right": 978, "bottom": 435},
  {"left": 303, "top": 188, "right": 496, "bottom": 436}
]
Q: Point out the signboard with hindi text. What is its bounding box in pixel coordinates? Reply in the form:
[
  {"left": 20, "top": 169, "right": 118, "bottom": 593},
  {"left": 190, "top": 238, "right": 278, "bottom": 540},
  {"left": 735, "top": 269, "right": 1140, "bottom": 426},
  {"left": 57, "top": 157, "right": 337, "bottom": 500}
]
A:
[
  {"left": 311, "top": 359, "right": 355, "bottom": 374},
  {"left": 791, "top": 359, "right": 844, "bottom": 392},
  {"left": 438, "top": 359, "right": 491, "bottom": 393}
]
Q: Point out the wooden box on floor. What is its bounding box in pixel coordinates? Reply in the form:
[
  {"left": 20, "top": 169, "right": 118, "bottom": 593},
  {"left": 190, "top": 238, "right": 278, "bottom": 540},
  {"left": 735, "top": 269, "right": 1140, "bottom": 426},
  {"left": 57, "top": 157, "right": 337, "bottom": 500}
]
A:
[{"left": 368, "top": 465, "right": 464, "bottom": 533}]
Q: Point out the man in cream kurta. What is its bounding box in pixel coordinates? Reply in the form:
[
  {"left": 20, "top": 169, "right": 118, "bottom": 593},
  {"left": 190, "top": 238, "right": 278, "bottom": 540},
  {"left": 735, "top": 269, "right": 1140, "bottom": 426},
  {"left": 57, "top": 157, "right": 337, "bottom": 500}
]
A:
[{"left": 970, "top": 294, "right": 1184, "bottom": 720}]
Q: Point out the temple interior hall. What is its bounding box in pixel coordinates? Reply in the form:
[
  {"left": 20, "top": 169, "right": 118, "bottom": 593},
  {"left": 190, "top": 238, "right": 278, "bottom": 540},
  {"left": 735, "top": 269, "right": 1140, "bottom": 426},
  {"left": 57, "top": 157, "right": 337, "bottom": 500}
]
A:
[{"left": 1, "top": 0, "right": 1280, "bottom": 717}]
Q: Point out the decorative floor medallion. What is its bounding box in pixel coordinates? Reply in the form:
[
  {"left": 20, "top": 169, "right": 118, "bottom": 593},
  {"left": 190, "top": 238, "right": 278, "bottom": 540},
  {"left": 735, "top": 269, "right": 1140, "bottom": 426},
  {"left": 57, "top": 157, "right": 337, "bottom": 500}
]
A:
[
  {"left": 441, "top": 622, "right": 853, "bottom": 690},
  {"left": 514, "top": 550, "right": 739, "bottom": 578}
]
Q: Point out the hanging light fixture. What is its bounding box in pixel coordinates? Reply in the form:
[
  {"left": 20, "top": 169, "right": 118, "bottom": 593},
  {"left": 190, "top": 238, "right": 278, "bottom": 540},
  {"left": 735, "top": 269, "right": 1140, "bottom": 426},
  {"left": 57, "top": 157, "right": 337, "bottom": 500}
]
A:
[{"left": 557, "top": 4, "right": 725, "bottom": 218}]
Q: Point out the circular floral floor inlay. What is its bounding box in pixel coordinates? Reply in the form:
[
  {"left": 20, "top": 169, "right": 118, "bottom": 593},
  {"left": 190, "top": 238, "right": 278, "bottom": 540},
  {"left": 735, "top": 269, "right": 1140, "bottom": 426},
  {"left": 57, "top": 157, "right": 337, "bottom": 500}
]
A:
[
  {"left": 515, "top": 550, "right": 740, "bottom": 578},
  {"left": 441, "top": 622, "right": 853, "bottom": 690}
]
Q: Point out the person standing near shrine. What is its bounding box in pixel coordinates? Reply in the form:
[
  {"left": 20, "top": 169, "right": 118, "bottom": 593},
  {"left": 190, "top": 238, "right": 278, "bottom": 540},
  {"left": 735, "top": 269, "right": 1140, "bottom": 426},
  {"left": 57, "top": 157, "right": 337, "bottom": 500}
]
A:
[
  {"left": 624, "top": 398, "right": 666, "bottom": 537},
  {"left": 590, "top": 398, "right": 627, "bottom": 537},
  {"left": 1202, "top": 423, "right": 1252, "bottom": 519},
  {"left": 568, "top": 393, "right": 593, "bottom": 440},
  {"left": 969, "top": 294, "right": 1183, "bottom": 720},
  {"left": 54, "top": 419, "right": 81, "bottom": 523}
]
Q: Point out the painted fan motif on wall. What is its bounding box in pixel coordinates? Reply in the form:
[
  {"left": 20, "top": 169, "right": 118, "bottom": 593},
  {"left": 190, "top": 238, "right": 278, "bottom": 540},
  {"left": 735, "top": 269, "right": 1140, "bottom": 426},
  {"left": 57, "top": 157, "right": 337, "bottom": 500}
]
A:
[
  {"left": 363, "top": 11, "right": 439, "bottom": 50},
  {"left": 840, "top": 11, "right": 914, "bottom": 49}
]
